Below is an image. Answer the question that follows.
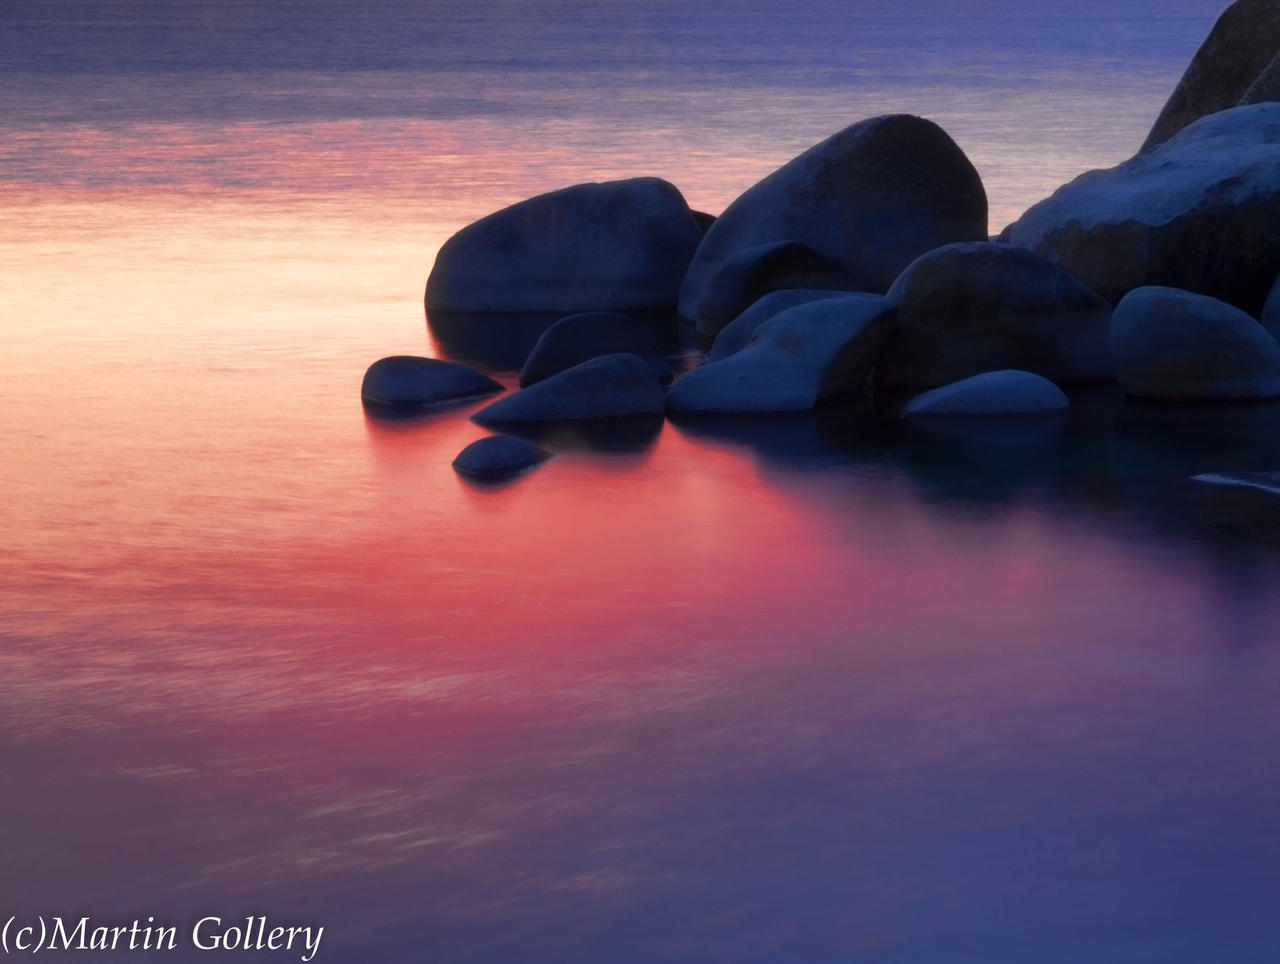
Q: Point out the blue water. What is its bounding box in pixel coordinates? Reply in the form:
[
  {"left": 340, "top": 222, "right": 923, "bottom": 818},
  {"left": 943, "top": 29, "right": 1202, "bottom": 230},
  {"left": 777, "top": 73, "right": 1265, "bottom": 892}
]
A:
[{"left": 6, "top": 3, "right": 1280, "bottom": 963}]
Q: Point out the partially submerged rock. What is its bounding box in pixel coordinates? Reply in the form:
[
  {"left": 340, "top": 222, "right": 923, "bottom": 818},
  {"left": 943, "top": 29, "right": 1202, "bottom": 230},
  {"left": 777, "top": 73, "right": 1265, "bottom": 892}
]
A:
[
  {"left": 1110, "top": 286, "right": 1280, "bottom": 399},
  {"left": 875, "top": 242, "right": 1113, "bottom": 390},
  {"left": 666, "top": 294, "right": 896, "bottom": 413},
  {"left": 361, "top": 355, "right": 503, "bottom": 408},
  {"left": 1140, "top": 0, "right": 1280, "bottom": 152},
  {"left": 709, "top": 290, "right": 854, "bottom": 362},
  {"left": 902, "top": 370, "right": 1070, "bottom": 419},
  {"left": 426, "top": 177, "right": 703, "bottom": 314},
  {"left": 518, "top": 312, "right": 672, "bottom": 387},
  {"left": 678, "top": 114, "right": 987, "bottom": 320},
  {"left": 473, "top": 353, "right": 665, "bottom": 423},
  {"left": 1003, "top": 103, "right": 1280, "bottom": 315},
  {"left": 452, "top": 435, "right": 550, "bottom": 479},
  {"left": 690, "top": 240, "right": 859, "bottom": 341}
]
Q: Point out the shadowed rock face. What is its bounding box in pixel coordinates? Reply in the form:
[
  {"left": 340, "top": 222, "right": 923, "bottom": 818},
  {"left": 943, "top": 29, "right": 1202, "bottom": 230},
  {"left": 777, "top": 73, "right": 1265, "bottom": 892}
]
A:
[
  {"left": 518, "top": 312, "right": 672, "bottom": 387},
  {"left": 689, "top": 240, "right": 860, "bottom": 341},
  {"left": 902, "top": 370, "right": 1071, "bottom": 419},
  {"left": 361, "top": 355, "right": 503, "bottom": 407},
  {"left": 425, "top": 177, "right": 703, "bottom": 314},
  {"left": 677, "top": 114, "right": 987, "bottom": 321},
  {"left": 1141, "top": 0, "right": 1280, "bottom": 153},
  {"left": 666, "top": 294, "right": 896, "bottom": 413},
  {"left": 875, "top": 242, "right": 1113, "bottom": 390},
  {"left": 1002, "top": 103, "right": 1280, "bottom": 316},
  {"left": 1111, "top": 286, "right": 1280, "bottom": 399},
  {"left": 1241, "top": 51, "right": 1280, "bottom": 105},
  {"left": 709, "top": 290, "right": 855, "bottom": 362},
  {"left": 472, "top": 353, "right": 665, "bottom": 424}
]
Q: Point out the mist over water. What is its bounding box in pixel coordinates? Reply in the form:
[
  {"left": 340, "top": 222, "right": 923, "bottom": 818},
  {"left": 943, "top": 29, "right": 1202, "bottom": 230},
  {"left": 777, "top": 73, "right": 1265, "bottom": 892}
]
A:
[{"left": 5, "top": 3, "right": 1280, "bottom": 962}]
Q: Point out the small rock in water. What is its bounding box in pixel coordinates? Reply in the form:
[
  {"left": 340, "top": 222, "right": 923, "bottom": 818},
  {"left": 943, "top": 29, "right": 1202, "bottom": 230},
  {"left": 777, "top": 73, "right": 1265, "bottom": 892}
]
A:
[
  {"left": 1111, "top": 286, "right": 1280, "bottom": 399},
  {"left": 361, "top": 355, "right": 503, "bottom": 407},
  {"left": 519, "top": 312, "right": 671, "bottom": 387},
  {"left": 473, "top": 353, "right": 665, "bottom": 424},
  {"left": 452, "top": 436, "right": 550, "bottom": 480},
  {"left": 902, "top": 370, "right": 1070, "bottom": 419}
]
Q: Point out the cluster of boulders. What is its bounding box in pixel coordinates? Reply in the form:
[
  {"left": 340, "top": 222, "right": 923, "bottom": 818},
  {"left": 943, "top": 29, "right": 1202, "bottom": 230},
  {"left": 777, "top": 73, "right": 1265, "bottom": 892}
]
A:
[{"left": 364, "top": 0, "right": 1280, "bottom": 481}]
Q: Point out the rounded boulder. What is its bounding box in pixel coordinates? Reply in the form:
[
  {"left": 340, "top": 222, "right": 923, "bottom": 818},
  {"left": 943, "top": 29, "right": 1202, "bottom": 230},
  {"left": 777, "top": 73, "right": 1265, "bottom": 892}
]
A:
[
  {"left": 426, "top": 177, "right": 703, "bottom": 314},
  {"left": 1111, "top": 286, "right": 1280, "bottom": 399}
]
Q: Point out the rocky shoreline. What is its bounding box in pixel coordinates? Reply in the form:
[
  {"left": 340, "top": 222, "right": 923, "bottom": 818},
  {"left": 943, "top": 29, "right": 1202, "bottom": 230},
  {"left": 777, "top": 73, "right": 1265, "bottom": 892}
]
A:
[{"left": 365, "top": 0, "right": 1280, "bottom": 481}]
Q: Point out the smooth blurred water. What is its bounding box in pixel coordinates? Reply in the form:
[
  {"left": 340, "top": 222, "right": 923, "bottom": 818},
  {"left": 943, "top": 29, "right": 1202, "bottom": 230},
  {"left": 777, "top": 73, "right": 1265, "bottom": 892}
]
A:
[{"left": 5, "top": 2, "right": 1280, "bottom": 962}]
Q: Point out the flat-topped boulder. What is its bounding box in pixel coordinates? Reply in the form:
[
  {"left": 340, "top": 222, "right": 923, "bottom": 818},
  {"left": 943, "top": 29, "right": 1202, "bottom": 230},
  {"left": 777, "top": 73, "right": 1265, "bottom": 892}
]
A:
[
  {"left": 1003, "top": 104, "right": 1280, "bottom": 316},
  {"left": 426, "top": 177, "right": 703, "bottom": 314},
  {"left": 690, "top": 240, "right": 859, "bottom": 340},
  {"left": 473, "top": 353, "right": 665, "bottom": 423},
  {"left": 1111, "top": 286, "right": 1280, "bottom": 399},
  {"left": 519, "top": 312, "right": 671, "bottom": 387},
  {"left": 361, "top": 355, "right": 503, "bottom": 407},
  {"left": 677, "top": 114, "right": 987, "bottom": 321},
  {"left": 709, "top": 290, "right": 854, "bottom": 362},
  {"left": 875, "top": 242, "right": 1113, "bottom": 390},
  {"left": 902, "top": 370, "right": 1070, "bottom": 419},
  {"left": 666, "top": 294, "right": 896, "bottom": 413},
  {"left": 1141, "top": 0, "right": 1280, "bottom": 152},
  {"left": 452, "top": 435, "right": 551, "bottom": 479}
]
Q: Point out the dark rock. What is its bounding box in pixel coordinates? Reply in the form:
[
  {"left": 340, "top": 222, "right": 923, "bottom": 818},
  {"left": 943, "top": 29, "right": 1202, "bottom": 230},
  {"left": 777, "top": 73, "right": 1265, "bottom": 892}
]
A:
[
  {"left": 361, "top": 355, "right": 503, "bottom": 407},
  {"left": 1240, "top": 51, "right": 1280, "bottom": 105},
  {"left": 1141, "top": 0, "right": 1280, "bottom": 152},
  {"left": 425, "top": 177, "right": 703, "bottom": 313},
  {"left": 875, "top": 242, "right": 1113, "bottom": 390},
  {"left": 677, "top": 114, "right": 988, "bottom": 320},
  {"left": 709, "top": 290, "right": 854, "bottom": 361},
  {"left": 1262, "top": 274, "right": 1280, "bottom": 339},
  {"left": 691, "top": 210, "right": 717, "bottom": 232},
  {"left": 472, "top": 353, "right": 665, "bottom": 423},
  {"left": 1111, "top": 286, "right": 1280, "bottom": 399},
  {"left": 690, "top": 240, "right": 860, "bottom": 341},
  {"left": 666, "top": 294, "right": 896, "bottom": 413},
  {"left": 452, "top": 436, "right": 551, "bottom": 479},
  {"left": 518, "top": 312, "right": 672, "bottom": 387},
  {"left": 1003, "top": 103, "right": 1280, "bottom": 316},
  {"left": 902, "top": 370, "right": 1070, "bottom": 419}
]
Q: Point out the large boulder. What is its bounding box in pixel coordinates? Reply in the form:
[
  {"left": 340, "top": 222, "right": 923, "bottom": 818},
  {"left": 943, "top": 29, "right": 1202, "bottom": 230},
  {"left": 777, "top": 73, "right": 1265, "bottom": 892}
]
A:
[
  {"left": 361, "top": 355, "right": 502, "bottom": 407},
  {"left": 1003, "top": 104, "right": 1280, "bottom": 316},
  {"left": 709, "top": 290, "right": 854, "bottom": 362},
  {"left": 472, "top": 353, "right": 665, "bottom": 423},
  {"left": 452, "top": 436, "right": 551, "bottom": 479},
  {"left": 689, "top": 240, "right": 859, "bottom": 340},
  {"left": 1140, "top": 0, "right": 1280, "bottom": 153},
  {"left": 902, "top": 370, "right": 1070, "bottom": 419},
  {"left": 1110, "top": 286, "right": 1280, "bottom": 399},
  {"left": 677, "top": 115, "right": 988, "bottom": 321},
  {"left": 665, "top": 294, "right": 896, "bottom": 413},
  {"left": 874, "top": 243, "right": 1113, "bottom": 390},
  {"left": 518, "top": 312, "right": 671, "bottom": 387},
  {"left": 425, "top": 178, "right": 703, "bottom": 313}
]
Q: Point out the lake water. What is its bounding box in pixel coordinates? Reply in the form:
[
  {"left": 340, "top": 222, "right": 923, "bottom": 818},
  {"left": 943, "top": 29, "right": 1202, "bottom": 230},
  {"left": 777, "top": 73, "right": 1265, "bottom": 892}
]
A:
[{"left": 4, "top": 2, "right": 1280, "bottom": 961}]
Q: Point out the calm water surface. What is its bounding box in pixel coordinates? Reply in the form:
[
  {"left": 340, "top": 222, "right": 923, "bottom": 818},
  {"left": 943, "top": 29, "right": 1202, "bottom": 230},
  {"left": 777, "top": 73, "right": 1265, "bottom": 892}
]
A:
[{"left": 4, "top": 2, "right": 1280, "bottom": 961}]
